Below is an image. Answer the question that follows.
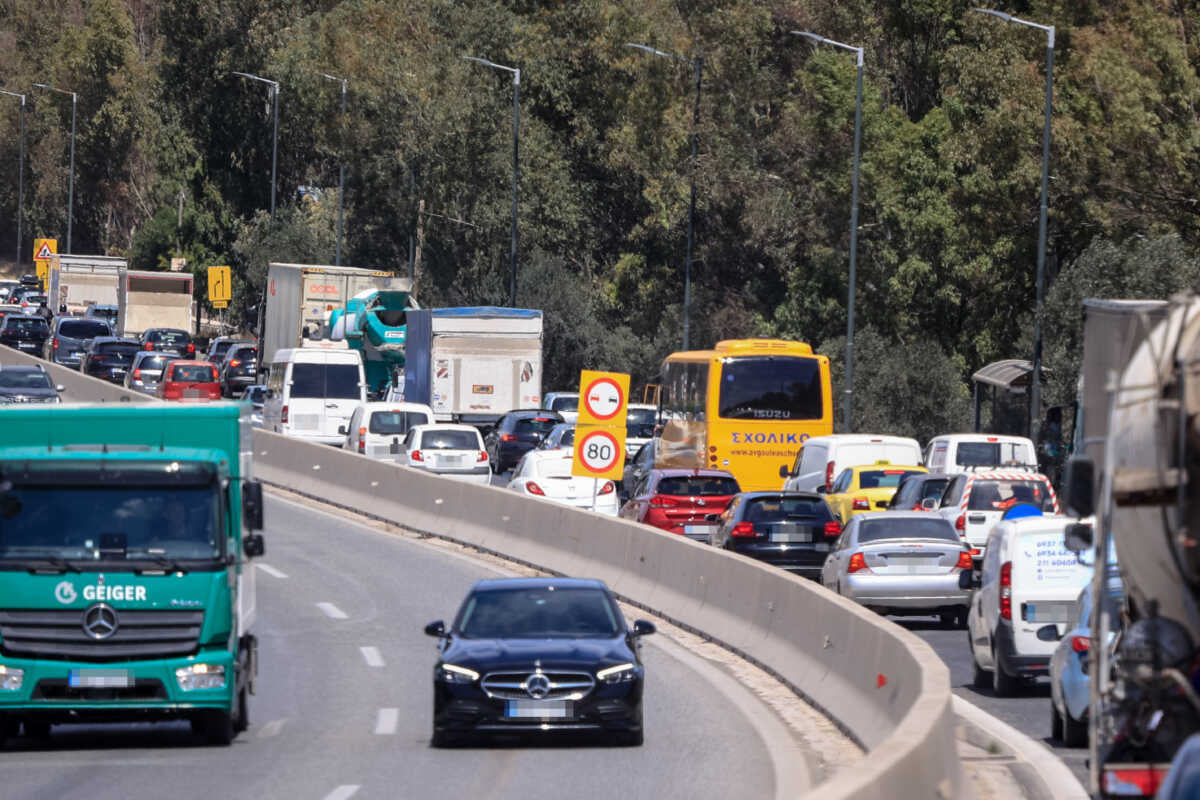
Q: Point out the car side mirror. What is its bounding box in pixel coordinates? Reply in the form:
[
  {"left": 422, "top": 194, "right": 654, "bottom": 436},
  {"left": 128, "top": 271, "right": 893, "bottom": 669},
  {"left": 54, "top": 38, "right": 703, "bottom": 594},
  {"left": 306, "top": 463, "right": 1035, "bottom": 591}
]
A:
[
  {"left": 338, "top": 425, "right": 348, "bottom": 435},
  {"left": 1063, "top": 456, "right": 1096, "bottom": 518},
  {"left": 424, "top": 620, "right": 446, "bottom": 637},
  {"left": 779, "top": 464, "right": 789, "bottom": 479},
  {"left": 704, "top": 513, "right": 720, "bottom": 522},
  {"left": 1036, "top": 624, "right": 1063, "bottom": 642},
  {"left": 55, "top": 385, "right": 64, "bottom": 393},
  {"left": 632, "top": 620, "right": 656, "bottom": 637},
  {"left": 1064, "top": 522, "right": 1094, "bottom": 554},
  {"left": 958, "top": 569, "right": 977, "bottom": 590},
  {"left": 242, "top": 480, "right": 264, "bottom": 531},
  {"left": 921, "top": 497, "right": 938, "bottom": 511},
  {"left": 816, "top": 485, "right": 826, "bottom": 494},
  {"left": 242, "top": 533, "right": 265, "bottom": 559}
]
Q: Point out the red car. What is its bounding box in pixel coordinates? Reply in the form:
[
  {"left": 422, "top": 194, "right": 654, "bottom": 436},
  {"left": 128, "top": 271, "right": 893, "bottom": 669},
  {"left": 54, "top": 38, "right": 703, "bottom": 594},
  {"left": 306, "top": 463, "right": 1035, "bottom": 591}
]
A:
[
  {"left": 619, "top": 468, "right": 741, "bottom": 542},
  {"left": 157, "top": 360, "right": 221, "bottom": 402}
]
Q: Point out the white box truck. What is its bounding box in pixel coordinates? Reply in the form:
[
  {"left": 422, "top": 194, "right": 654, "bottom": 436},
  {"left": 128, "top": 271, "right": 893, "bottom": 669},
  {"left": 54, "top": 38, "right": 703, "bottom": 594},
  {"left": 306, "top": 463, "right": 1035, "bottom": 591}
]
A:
[
  {"left": 260, "top": 262, "right": 395, "bottom": 365},
  {"left": 117, "top": 268, "right": 195, "bottom": 337},
  {"left": 402, "top": 307, "right": 543, "bottom": 423},
  {"left": 46, "top": 254, "right": 124, "bottom": 314}
]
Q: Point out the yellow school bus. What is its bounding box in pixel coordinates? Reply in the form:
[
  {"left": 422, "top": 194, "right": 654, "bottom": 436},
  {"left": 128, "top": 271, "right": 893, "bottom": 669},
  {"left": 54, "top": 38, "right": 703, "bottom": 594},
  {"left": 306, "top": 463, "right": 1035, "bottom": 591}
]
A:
[{"left": 656, "top": 339, "right": 833, "bottom": 491}]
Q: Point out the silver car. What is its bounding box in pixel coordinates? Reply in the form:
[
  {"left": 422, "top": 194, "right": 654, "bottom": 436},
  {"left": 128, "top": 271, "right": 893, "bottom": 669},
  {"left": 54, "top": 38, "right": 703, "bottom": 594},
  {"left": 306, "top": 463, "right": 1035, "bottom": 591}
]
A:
[
  {"left": 821, "top": 511, "right": 973, "bottom": 628},
  {"left": 123, "top": 351, "right": 180, "bottom": 396}
]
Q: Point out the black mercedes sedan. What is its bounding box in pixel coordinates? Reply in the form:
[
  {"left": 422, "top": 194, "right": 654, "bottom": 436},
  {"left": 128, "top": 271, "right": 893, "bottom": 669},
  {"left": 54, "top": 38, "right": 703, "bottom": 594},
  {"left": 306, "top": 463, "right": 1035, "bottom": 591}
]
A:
[{"left": 425, "top": 577, "right": 654, "bottom": 747}]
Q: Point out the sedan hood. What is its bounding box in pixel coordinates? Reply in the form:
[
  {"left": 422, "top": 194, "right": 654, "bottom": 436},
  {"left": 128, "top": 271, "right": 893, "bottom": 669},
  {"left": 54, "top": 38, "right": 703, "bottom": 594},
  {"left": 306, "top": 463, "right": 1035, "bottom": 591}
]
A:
[{"left": 441, "top": 636, "right": 633, "bottom": 672}]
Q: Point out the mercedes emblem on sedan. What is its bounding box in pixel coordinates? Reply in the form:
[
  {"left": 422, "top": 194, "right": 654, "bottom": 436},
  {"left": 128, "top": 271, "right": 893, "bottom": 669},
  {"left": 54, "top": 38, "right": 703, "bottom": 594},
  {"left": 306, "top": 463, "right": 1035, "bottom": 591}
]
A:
[
  {"left": 82, "top": 603, "right": 119, "bottom": 640},
  {"left": 524, "top": 673, "right": 551, "bottom": 699}
]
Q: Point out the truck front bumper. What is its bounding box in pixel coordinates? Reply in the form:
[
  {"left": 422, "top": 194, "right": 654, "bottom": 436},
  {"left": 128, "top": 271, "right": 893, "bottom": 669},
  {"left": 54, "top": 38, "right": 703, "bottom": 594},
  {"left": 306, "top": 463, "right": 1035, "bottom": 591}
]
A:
[{"left": 0, "top": 648, "right": 234, "bottom": 722}]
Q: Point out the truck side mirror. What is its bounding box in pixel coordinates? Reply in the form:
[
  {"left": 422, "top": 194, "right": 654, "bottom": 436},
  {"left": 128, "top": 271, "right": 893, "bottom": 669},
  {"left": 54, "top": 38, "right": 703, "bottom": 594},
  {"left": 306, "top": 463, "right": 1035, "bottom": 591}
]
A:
[
  {"left": 242, "top": 480, "right": 264, "bottom": 531},
  {"left": 1064, "top": 522, "right": 1094, "bottom": 554},
  {"left": 242, "top": 534, "right": 265, "bottom": 558},
  {"left": 1063, "top": 457, "right": 1096, "bottom": 517}
]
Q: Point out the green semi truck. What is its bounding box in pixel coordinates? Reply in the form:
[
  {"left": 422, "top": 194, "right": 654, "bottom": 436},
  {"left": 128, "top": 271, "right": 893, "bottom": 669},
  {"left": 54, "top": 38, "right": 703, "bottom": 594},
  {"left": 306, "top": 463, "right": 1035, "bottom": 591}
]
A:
[{"left": 0, "top": 403, "right": 264, "bottom": 745}]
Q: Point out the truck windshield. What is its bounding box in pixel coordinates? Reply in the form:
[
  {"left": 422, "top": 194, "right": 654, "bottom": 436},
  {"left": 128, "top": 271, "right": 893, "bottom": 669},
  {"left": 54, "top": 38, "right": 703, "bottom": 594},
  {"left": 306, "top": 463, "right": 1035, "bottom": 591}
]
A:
[{"left": 0, "top": 485, "right": 222, "bottom": 562}]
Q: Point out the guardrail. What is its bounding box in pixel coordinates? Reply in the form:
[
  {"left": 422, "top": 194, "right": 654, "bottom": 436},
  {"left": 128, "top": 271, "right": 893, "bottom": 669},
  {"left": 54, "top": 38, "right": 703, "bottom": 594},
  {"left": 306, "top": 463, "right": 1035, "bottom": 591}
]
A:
[{"left": 252, "top": 429, "right": 965, "bottom": 800}]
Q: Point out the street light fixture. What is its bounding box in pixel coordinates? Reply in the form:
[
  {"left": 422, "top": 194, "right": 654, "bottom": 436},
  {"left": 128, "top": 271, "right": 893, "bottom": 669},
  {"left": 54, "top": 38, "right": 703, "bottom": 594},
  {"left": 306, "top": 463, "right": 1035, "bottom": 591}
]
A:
[
  {"left": 31, "top": 83, "right": 76, "bottom": 254},
  {"left": 790, "top": 31, "right": 864, "bottom": 431},
  {"left": 625, "top": 42, "right": 702, "bottom": 352},
  {"left": 0, "top": 90, "right": 26, "bottom": 265},
  {"left": 463, "top": 56, "right": 520, "bottom": 307},
  {"left": 321, "top": 73, "right": 348, "bottom": 266},
  {"left": 973, "top": 8, "right": 1055, "bottom": 442},
  {"left": 231, "top": 71, "right": 280, "bottom": 216}
]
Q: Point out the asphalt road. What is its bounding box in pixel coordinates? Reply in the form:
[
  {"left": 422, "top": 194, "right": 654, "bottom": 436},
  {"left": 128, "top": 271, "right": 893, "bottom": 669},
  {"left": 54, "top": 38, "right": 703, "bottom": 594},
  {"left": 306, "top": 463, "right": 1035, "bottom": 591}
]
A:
[{"left": 0, "top": 491, "right": 780, "bottom": 800}]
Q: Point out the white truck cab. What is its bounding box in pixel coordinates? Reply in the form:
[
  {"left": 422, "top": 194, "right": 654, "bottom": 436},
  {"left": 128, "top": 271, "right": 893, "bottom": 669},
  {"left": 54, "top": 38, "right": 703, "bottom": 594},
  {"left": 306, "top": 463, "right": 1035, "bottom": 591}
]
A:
[{"left": 967, "top": 515, "right": 1092, "bottom": 696}]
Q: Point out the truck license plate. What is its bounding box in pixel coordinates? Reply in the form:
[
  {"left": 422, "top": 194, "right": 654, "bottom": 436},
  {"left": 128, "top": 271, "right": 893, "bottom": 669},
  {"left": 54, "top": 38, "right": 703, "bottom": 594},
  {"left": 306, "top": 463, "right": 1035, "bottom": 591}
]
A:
[
  {"left": 504, "top": 700, "right": 570, "bottom": 719},
  {"left": 69, "top": 669, "right": 132, "bottom": 688}
]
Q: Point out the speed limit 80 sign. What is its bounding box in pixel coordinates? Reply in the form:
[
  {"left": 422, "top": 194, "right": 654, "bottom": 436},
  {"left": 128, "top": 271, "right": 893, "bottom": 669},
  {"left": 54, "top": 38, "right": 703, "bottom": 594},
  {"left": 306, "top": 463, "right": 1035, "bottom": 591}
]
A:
[{"left": 572, "top": 427, "right": 627, "bottom": 481}]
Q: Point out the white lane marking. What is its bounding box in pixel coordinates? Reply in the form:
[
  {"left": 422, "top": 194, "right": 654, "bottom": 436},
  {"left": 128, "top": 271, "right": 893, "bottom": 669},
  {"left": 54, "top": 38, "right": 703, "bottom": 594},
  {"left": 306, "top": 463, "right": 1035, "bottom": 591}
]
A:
[
  {"left": 323, "top": 786, "right": 360, "bottom": 800},
  {"left": 374, "top": 707, "right": 399, "bottom": 735},
  {"left": 257, "top": 718, "right": 288, "bottom": 739},
  {"left": 255, "top": 563, "right": 288, "bottom": 579},
  {"left": 316, "top": 602, "right": 348, "bottom": 620},
  {"left": 360, "top": 646, "right": 385, "bottom": 668}
]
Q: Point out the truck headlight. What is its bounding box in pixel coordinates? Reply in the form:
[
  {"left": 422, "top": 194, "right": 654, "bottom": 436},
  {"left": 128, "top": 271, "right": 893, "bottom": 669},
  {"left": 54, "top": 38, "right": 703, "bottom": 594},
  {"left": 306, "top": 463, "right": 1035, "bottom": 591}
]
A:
[
  {"left": 175, "top": 663, "right": 226, "bottom": 690},
  {"left": 0, "top": 665, "right": 23, "bottom": 691},
  {"left": 437, "top": 663, "right": 479, "bottom": 684},
  {"left": 596, "top": 663, "right": 637, "bottom": 683}
]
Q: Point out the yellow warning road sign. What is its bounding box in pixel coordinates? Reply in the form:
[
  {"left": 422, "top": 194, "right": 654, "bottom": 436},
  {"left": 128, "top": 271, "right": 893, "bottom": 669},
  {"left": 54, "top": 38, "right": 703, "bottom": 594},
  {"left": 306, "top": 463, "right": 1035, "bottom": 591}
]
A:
[
  {"left": 208, "top": 266, "right": 232, "bottom": 304},
  {"left": 33, "top": 238, "right": 56, "bottom": 262}
]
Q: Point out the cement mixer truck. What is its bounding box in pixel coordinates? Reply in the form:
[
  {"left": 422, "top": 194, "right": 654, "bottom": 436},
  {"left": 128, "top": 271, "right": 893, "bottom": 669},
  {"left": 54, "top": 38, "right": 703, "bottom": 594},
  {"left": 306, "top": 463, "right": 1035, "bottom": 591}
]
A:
[{"left": 1060, "top": 296, "right": 1200, "bottom": 798}]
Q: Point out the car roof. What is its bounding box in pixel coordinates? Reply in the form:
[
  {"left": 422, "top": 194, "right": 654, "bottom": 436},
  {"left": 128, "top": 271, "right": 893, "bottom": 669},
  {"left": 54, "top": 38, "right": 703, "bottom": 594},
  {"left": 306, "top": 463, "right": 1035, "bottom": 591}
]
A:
[
  {"left": 853, "top": 511, "right": 949, "bottom": 522},
  {"left": 736, "top": 490, "right": 826, "bottom": 501},
  {"left": 649, "top": 468, "right": 737, "bottom": 478},
  {"left": 506, "top": 408, "right": 562, "bottom": 417},
  {"left": 410, "top": 423, "right": 480, "bottom": 434},
  {"left": 361, "top": 401, "right": 432, "bottom": 412},
  {"left": 966, "top": 471, "right": 1052, "bottom": 481},
  {"left": 4, "top": 314, "right": 43, "bottom": 320},
  {"left": 470, "top": 577, "right": 607, "bottom": 592},
  {"left": 167, "top": 360, "right": 214, "bottom": 367},
  {"left": 92, "top": 336, "right": 137, "bottom": 343},
  {"left": 845, "top": 463, "right": 925, "bottom": 472}
]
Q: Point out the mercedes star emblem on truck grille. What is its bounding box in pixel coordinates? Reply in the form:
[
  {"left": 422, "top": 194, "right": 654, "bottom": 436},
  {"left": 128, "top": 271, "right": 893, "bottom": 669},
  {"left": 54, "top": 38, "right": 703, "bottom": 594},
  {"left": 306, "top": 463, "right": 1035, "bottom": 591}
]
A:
[{"left": 82, "top": 603, "right": 119, "bottom": 640}]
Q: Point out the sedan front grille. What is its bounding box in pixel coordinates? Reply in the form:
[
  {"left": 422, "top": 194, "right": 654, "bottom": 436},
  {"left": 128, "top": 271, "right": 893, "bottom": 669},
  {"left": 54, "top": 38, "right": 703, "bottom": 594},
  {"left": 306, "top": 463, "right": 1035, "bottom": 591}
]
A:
[
  {"left": 481, "top": 670, "right": 596, "bottom": 701},
  {"left": 0, "top": 609, "right": 204, "bottom": 662}
]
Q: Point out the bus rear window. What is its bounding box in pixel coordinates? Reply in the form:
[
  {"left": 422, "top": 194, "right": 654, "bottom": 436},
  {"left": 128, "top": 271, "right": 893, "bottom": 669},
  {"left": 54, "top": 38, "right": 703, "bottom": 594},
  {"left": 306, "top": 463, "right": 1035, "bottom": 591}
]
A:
[{"left": 718, "top": 356, "right": 823, "bottom": 420}]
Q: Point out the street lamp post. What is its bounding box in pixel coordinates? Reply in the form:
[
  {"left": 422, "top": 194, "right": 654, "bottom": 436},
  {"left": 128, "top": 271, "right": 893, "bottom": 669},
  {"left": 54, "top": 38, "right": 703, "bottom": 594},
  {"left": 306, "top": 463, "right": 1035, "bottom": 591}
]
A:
[
  {"left": 463, "top": 56, "right": 520, "bottom": 307},
  {"left": 625, "top": 43, "right": 702, "bottom": 352},
  {"left": 0, "top": 90, "right": 26, "bottom": 265},
  {"left": 791, "top": 32, "right": 863, "bottom": 431},
  {"left": 322, "top": 73, "right": 348, "bottom": 266},
  {"left": 973, "top": 8, "right": 1055, "bottom": 442},
  {"left": 31, "top": 83, "right": 76, "bottom": 254},
  {"left": 232, "top": 71, "right": 280, "bottom": 216}
]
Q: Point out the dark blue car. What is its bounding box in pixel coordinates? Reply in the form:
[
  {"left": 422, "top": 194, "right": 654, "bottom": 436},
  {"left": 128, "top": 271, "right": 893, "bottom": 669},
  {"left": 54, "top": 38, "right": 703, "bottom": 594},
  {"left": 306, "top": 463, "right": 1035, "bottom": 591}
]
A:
[
  {"left": 425, "top": 577, "right": 655, "bottom": 746},
  {"left": 482, "top": 409, "right": 564, "bottom": 473}
]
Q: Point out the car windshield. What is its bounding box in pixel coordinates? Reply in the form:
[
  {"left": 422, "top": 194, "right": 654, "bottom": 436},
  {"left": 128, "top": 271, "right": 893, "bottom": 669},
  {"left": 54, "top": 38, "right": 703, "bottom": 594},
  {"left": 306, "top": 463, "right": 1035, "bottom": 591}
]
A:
[
  {"left": 717, "top": 356, "right": 824, "bottom": 420},
  {"left": 0, "top": 484, "right": 222, "bottom": 561},
  {"left": 967, "top": 479, "right": 1052, "bottom": 512},
  {"left": 4, "top": 318, "right": 47, "bottom": 333},
  {"left": 59, "top": 320, "right": 109, "bottom": 339},
  {"left": 743, "top": 496, "right": 831, "bottom": 522},
  {"left": 420, "top": 430, "right": 479, "bottom": 450},
  {"left": 148, "top": 330, "right": 189, "bottom": 345},
  {"left": 657, "top": 476, "right": 740, "bottom": 496},
  {"left": 0, "top": 372, "right": 52, "bottom": 390},
  {"left": 858, "top": 517, "right": 959, "bottom": 544},
  {"left": 514, "top": 417, "right": 559, "bottom": 435},
  {"left": 549, "top": 396, "right": 578, "bottom": 412},
  {"left": 170, "top": 364, "right": 216, "bottom": 382},
  {"left": 369, "top": 411, "right": 430, "bottom": 435},
  {"left": 456, "top": 586, "right": 620, "bottom": 639},
  {"left": 290, "top": 363, "right": 361, "bottom": 399},
  {"left": 857, "top": 469, "right": 923, "bottom": 489}
]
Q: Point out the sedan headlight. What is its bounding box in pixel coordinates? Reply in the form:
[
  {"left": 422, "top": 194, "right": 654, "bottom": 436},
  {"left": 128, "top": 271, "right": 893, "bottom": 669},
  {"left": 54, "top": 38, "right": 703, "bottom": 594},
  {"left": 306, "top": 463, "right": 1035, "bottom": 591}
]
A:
[
  {"left": 597, "top": 662, "right": 637, "bottom": 683},
  {"left": 0, "top": 665, "right": 23, "bottom": 691},
  {"left": 437, "top": 663, "right": 479, "bottom": 684},
  {"left": 175, "top": 663, "right": 226, "bottom": 690}
]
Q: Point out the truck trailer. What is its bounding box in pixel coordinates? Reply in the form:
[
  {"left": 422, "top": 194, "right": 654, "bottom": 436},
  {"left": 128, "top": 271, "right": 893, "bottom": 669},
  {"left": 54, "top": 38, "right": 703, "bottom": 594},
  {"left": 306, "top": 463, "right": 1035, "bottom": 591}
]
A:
[
  {"left": 117, "top": 268, "right": 194, "bottom": 337},
  {"left": 45, "top": 255, "right": 124, "bottom": 314},
  {"left": 0, "top": 403, "right": 264, "bottom": 745}
]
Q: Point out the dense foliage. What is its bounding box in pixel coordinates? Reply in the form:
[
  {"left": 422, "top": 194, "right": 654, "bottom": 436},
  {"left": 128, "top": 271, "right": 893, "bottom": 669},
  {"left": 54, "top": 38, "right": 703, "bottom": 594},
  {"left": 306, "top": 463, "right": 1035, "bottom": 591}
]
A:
[{"left": 0, "top": 0, "right": 1197, "bottom": 434}]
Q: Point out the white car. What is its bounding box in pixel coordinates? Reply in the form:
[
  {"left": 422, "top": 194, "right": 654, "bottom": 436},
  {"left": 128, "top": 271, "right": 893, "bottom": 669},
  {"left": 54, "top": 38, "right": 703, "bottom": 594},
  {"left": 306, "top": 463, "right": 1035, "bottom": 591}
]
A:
[
  {"left": 543, "top": 392, "right": 579, "bottom": 424},
  {"left": 397, "top": 424, "right": 490, "bottom": 484},
  {"left": 506, "top": 449, "right": 619, "bottom": 515},
  {"left": 343, "top": 401, "right": 434, "bottom": 458},
  {"left": 625, "top": 403, "right": 657, "bottom": 457}
]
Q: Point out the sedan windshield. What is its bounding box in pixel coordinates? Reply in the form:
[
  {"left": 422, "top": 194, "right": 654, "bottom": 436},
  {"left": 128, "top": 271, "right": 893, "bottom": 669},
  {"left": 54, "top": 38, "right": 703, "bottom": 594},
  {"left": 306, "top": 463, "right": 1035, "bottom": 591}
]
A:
[
  {"left": 0, "top": 485, "right": 222, "bottom": 561},
  {"left": 858, "top": 517, "right": 959, "bottom": 544},
  {"left": 456, "top": 587, "right": 620, "bottom": 639}
]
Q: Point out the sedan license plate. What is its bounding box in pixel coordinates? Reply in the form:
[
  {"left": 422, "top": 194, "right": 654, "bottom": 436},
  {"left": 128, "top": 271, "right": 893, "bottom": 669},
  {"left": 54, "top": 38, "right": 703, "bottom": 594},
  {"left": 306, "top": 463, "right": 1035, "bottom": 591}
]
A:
[
  {"left": 69, "top": 668, "right": 132, "bottom": 688},
  {"left": 684, "top": 524, "right": 716, "bottom": 535},
  {"left": 439, "top": 455, "right": 463, "bottom": 467},
  {"left": 504, "top": 700, "right": 571, "bottom": 719},
  {"left": 770, "top": 531, "right": 812, "bottom": 543}
]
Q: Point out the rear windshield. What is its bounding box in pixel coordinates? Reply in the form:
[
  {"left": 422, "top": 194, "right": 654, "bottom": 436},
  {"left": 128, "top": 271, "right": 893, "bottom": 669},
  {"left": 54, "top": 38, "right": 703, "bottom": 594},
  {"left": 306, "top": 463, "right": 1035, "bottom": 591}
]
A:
[
  {"left": 136, "top": 355, "right": 175, "bottom": 372},
  {"left": 717, "top": 356, "right": 823, "bottom": 420},
  {"left": 369, "top": 411, "right": 430, "bottom": 435},
  {"left": 743, "top": 497, "right": 832, "bottom": 522},
  {"left": 657, "top": 476, "right": 740, "bottom": 496},
  {"left": 290, "top": 363, "right": 361, "bottom": 399},
  {"left": 955, "top": 441, "right": 1031, "bottom": 467},
  {"left": 4, "top": 318, "right": 47, "bottom": 333},
  {"left": 859, "top": 517, "right": 959, "bottom": 543},
  {"left": 554, "top": 428, "right": 576, "bottom": 447},
  {"left": 97, "top": 342, "right": 140, "bottom": 355},
  {"left": 227, "top": 347, "right": 257, "bottom": 362},
  {"left": 0, "top": 372, "right": 52, "bottom": 390},
  {"left": 549, "top": 396, "right": 578, "bottom": 412},
  {"left": 858, "top": 469, "right": 923, "bottom": 489},
  {"left": 967, "top": 479, "right": 1053, "bottom": 512},
  {"left": 514, "top": 417, "right": 559, "bottom": 435},
  {"left": 147, "top": 330, "right": 190, "bottom": 345},
  {"left": 170, "top": 364, "right": 217, "bottom": 382},
  {"left": 419, "top": 430, "right": 479, "bottom": 450},
  {"left": 59, "top": 320, "right": 109, "bottom": 338}
]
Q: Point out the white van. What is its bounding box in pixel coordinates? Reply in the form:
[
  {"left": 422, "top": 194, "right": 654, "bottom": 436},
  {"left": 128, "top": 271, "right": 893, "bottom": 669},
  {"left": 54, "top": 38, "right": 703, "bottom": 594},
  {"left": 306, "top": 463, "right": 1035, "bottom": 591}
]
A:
[
  {"left": 344, "top": 401, "right": 435, "bottom": 458},
  {"left": 780, "top": 434, "right": 922, "bottom": 493},
  {"left": 967, "top": 516, "right": 1092, "bottom": 696},
  {"left": 262, "top": 348, "right": 366, "bottom": 446},
  {"left": 925, "top": 434, "right": 1037, "bottom": 474}
]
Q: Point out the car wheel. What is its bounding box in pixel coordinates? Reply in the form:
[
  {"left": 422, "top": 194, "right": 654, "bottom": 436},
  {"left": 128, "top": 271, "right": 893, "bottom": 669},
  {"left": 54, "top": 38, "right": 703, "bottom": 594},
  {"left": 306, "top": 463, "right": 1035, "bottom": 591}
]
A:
[
  {"left": 233, "top": 685, "right": 249, "bottom": 734},
  {"left": 22, "top": 719, "right": 50, "bottom": 740},
  {"left": 969, "top": 630, "right": 991, "bottom": 689},
  {"left": 431, "top": 728, "right": 461, "bottom": 748},
  {"left": 611, "top": 728, "right": 643, "bottom": 747},
  {"left": 203, "top": 709, "right": 235, "bottom": 746},
  {"left": 1050, "top": 702, "right": 1063, "bottom": 741},
  {"left": 1062, "top": 708, "right": 1088, "bottom": 748},
  {"left": 991, "top": 646, "right": 1019, "bottom": 697}
]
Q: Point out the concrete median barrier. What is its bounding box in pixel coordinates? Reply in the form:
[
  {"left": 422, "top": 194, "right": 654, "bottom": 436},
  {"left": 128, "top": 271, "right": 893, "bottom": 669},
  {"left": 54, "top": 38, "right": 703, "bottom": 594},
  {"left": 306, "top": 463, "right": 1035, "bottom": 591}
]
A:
[
  {"left": 252, "top": 429, "right": 965, "bottom": 800},
  {"left": 0, "top": 346, "right": 154, "bottom": 403}
]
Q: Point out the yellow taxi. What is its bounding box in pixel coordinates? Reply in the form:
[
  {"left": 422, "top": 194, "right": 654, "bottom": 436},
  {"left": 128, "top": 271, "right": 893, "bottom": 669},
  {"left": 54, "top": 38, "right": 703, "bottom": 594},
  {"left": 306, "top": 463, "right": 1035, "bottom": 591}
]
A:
[{"left": 824, "top": 462, "right": 928, "bottom": 523}]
